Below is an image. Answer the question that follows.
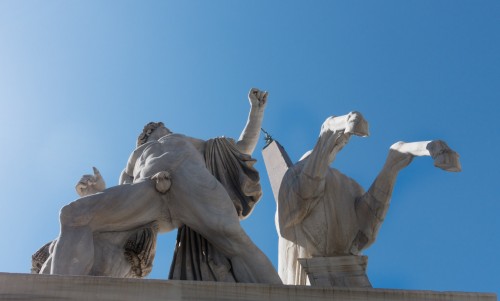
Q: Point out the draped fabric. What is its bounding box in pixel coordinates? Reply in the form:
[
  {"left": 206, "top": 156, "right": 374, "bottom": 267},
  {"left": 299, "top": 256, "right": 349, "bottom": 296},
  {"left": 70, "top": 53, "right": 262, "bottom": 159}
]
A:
[
  {"left": 204, "top": 138, "right": 262, "bottom": 219},
  {"left": 168, "top": 137, "right": 262, "bottom": 282}
]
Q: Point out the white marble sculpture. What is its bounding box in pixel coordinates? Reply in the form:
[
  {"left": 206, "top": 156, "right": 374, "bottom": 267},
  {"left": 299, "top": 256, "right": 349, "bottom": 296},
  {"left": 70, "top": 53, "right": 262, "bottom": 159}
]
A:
[
  {"left": 37, "top": 89, "right": 281, "bottom": 284},
  {"left": 32, "top": 167, "right": 159, "bottom": 277},
  {"left": 276, "top": 112, "right": 461, "bottom": 286}
]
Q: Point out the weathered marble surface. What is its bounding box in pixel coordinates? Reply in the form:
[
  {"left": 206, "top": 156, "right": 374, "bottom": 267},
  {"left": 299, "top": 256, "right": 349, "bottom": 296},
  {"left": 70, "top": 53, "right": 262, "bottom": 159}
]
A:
[
  {"left": 298, "top": 256, "right": 371, "bottom": 288},
  {"left": 37, "top": 89, "right": 281, "bottom": 284},
  {"left": 264, "top": 112, "right": 461, "bottom": 286},
  {"left": 33, "top": 221, "right": 158, "bottom": 278},
  {"left": 33, "top": 168, "right": 159, "bottom": 278},
  {"left": 168, "top": 137, "right": 262, "bottom": 282},
  {"left": 0, "top": 273, "right": 496, "bottom": 301}
]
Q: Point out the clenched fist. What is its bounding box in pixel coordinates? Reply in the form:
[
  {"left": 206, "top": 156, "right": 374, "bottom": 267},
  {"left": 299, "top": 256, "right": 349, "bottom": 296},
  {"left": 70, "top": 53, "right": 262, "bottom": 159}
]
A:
[{"left": 248, "top": 88, "right": 268, "bottom": 111}]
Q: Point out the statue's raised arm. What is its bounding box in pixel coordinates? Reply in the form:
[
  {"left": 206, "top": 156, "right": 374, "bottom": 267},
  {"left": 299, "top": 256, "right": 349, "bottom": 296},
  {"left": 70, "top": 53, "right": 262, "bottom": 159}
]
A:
[{"left": 236, "top": 88, "right": 268, "bottom": 155}]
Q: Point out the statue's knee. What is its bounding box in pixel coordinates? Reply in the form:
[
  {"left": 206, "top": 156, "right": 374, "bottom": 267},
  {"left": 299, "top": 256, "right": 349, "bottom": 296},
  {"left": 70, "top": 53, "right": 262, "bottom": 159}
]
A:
[
  {"left": 220, "top": 221, "right": 249, "bottom": 248},
  {"left": 59, "top": 203, "right": 90, "bottom": 226},
  {"left": 59, "top": 204, "right": 75, "bottom": 226}
]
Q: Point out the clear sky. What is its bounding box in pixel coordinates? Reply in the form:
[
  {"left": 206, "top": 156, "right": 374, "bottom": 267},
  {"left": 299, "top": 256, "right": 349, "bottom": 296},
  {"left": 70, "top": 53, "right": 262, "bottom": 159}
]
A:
[{"left": 0, "top": 0, "right": 498, "bottom": 295}]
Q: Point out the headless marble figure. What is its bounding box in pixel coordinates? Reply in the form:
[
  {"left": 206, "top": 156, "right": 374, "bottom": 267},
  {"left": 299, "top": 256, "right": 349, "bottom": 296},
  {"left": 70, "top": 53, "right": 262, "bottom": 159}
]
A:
[
  {"left": 277, "top": 112, "right": 461, "bottom": 285},
  {"left": 48, "top": 89, "right": 282, "bottom": 284}
]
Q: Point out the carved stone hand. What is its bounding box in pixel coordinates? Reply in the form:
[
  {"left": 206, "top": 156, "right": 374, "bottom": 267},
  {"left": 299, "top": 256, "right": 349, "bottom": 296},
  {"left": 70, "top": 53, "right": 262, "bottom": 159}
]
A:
[
  {"left": 248, "top": 88, "right": 268, "bottom": 111},
  {"left": 75, "top": 167, "right": 106, "bottom": 197}
]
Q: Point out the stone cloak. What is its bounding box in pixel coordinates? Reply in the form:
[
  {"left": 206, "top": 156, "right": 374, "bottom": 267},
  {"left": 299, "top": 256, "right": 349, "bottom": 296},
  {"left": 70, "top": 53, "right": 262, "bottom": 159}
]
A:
[{"left": 168, "top": 137, "right": 262, "bottom": 282}]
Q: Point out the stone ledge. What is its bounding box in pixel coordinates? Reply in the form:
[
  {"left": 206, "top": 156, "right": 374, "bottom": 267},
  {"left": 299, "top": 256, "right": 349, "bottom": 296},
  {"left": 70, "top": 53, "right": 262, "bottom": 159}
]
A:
[{"left": 0, "top": 273, "right": 496, "bottom": 301}]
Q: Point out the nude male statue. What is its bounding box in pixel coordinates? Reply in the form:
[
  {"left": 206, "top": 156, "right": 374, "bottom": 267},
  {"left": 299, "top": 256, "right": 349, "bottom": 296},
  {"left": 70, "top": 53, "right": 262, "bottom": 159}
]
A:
[
  {"left": 275, "top": 112, "right": 461, "bottom": 286},
  {"left": 49, "top": 88, "right": 282, "bottom": 284}
]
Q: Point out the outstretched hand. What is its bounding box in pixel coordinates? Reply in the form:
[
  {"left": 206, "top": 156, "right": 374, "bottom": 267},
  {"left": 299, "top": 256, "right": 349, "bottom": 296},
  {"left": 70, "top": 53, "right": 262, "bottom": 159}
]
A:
[
  {"left": 75, "top": 167, "right": 106, "bottom": 197},
  {"left": 248, "top": 88, "right": 268, "bottom": 111}
]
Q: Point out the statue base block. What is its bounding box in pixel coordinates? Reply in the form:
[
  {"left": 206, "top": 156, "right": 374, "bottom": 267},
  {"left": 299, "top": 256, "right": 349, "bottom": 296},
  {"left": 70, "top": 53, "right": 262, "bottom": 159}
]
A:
[
  {"left": 0, "top": 272, "right": 496, "bottom": 301},
  {"left": 298, "top": 256, "right": 372, "bottom": 288}
]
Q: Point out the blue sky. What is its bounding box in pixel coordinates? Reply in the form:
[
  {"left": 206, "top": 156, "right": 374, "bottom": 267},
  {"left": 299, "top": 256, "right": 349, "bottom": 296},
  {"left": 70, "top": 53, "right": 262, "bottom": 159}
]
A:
[{"left": 0, "top": 0, "right": 498, "bottom": 295}]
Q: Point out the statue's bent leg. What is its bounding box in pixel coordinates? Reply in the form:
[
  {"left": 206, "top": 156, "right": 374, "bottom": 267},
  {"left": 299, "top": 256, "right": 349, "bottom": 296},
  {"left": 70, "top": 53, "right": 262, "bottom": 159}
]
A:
[
  {"left": 51, "top": 181, "right": 163, "bottom": 275},
  {"left": 169, "top": 167, "right": 282, "bottom": 284}
]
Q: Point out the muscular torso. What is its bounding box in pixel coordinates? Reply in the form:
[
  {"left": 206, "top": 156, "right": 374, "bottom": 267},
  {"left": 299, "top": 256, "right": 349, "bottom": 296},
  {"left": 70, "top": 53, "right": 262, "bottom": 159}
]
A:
[{"left": 126, "top": 134, "right": 206, "bottom": 182}]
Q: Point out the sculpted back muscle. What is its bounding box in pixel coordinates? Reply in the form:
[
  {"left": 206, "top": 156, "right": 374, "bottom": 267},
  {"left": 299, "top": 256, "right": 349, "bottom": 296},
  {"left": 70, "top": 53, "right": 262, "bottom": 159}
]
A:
[{"left": 133, "top": 134, "right": 206, "bottom": 181}]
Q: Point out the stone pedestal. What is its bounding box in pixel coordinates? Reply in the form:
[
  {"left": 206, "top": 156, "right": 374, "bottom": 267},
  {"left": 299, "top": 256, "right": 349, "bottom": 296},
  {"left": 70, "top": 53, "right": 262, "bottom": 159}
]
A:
[
  {"left": 0, "top": 273, "right": 496, "bottom": 301},
  {"left": 298, "top": 256, "right": 372, "bottom": 288}
]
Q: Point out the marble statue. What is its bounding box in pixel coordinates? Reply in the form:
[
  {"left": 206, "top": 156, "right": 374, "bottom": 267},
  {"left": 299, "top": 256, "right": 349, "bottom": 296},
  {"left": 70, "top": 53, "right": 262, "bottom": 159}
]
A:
[
  {"left": 35, "top": 88, "right": 282, "bottom": 284},
  {"left": 270, "top": 112, "right": 461, "bottom": 286},
  {"left": 32, "top": 167, "right": 159, "bottom": 277}
]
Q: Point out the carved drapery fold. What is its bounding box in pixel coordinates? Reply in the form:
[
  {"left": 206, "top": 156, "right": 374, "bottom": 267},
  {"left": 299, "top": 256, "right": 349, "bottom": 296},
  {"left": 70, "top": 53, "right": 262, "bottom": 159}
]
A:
[{"left": 168, "top": 137, "right": 262, "bottom": 282}]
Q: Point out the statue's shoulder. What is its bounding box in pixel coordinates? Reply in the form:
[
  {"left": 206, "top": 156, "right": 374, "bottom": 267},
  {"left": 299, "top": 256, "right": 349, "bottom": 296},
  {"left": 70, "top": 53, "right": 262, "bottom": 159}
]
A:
[
  {"left": 164, "top": 133, "right": 186, "bottom": 139},
  {"left": 133, "top": 141, "right": 157, "bottom": 153},
  {"left": 129, "top": 140, "right": 165, "bottom": 164},
  {"left": 158, "top": 133, "right": 196, "bottom": 143}
]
